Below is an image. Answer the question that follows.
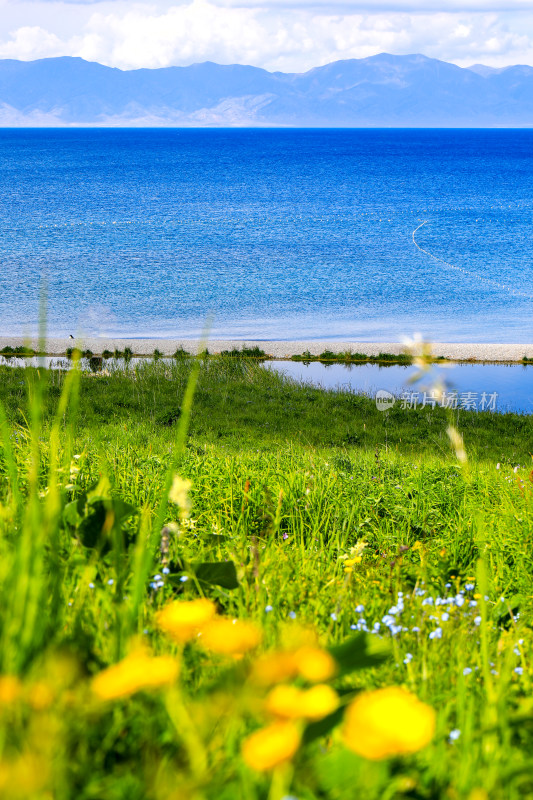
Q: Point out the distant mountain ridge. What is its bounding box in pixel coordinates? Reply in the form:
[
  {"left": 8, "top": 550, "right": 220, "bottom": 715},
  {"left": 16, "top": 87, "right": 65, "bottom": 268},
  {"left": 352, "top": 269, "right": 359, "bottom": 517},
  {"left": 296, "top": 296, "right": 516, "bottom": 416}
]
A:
[{"left": 1, "top": 53, "right": 532, "bottom": 127}]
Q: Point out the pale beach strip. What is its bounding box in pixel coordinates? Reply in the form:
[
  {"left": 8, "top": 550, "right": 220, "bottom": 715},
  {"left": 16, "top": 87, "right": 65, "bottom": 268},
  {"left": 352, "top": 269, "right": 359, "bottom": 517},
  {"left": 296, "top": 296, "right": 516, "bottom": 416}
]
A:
[{"left": 1, "top": 337, "right": 533, "bottom": 362}]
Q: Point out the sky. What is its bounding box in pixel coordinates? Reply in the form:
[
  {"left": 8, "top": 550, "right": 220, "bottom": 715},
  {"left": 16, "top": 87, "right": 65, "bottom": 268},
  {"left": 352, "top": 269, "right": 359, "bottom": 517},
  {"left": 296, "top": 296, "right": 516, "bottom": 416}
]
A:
[{"left": 0, "top": 0, "right": 532, "bottom": 72}]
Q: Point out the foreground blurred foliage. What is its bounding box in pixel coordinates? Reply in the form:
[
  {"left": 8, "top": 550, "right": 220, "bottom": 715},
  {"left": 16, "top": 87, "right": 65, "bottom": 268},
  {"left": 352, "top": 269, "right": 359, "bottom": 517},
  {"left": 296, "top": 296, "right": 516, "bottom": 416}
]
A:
[{"left": 0, "top": 357, "right": 532, "bottom": 799}]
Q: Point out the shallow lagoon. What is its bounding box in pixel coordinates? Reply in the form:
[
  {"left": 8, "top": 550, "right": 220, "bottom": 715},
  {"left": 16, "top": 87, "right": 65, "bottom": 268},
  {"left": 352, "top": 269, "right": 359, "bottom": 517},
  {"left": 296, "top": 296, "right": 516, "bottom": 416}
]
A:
[
  {"left": 2, "top": 355, "right": 532, "bottom": 414},
  {"left": 267, "top": 361, "right": 533, "bottom": 414}
]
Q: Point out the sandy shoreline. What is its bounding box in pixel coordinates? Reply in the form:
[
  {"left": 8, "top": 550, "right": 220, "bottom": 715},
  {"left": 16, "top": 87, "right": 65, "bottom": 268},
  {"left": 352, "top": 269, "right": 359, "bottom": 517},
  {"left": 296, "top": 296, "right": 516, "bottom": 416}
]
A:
[{"left": 1, "top": 337, "right": 533, "bottom": 362}]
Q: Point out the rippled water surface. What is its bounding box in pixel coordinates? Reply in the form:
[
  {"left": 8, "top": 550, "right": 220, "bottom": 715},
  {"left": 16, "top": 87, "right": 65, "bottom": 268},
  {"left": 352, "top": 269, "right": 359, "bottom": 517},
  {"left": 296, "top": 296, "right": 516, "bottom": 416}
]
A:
[{"left": 0, "top": 128, "right": 532, "bottom": 341}]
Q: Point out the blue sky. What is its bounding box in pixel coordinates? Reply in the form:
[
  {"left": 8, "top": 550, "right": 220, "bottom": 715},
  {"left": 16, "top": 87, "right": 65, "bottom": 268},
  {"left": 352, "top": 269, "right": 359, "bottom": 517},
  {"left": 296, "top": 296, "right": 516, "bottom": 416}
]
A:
[{"left": 0, "top": 0, "right": 532, "bottom": 70}]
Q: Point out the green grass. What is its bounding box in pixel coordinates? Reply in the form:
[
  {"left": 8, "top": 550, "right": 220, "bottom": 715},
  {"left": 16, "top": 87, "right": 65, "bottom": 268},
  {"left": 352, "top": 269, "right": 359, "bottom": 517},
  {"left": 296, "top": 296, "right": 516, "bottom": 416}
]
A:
[
  {"left": 0, "top": 357, "right": 532, "bottom": 799},
  {"left": 290, "top": 350, "right": 414, "bottom": 365}
]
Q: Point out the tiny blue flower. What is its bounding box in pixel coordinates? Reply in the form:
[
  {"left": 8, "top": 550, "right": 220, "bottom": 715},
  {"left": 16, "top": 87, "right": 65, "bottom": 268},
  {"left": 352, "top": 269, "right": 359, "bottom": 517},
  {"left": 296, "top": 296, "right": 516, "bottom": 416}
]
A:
[
  {"left": 412, "top": 626, "right": 420, "bottom": 633},
  {"left": 469, "top": 600, "right": 477, "bottom": 608},
  {"left": 373, "top": 622, "right": 381, "bottom": 632},
  {"left": 330, "top": 613, "right": 338, "bottom": 621},
  {"left": 265, "top": 605, "right": 273, "bottom": 613},
  {"left": 390, "top": 624, "right": 402, "bottom": 636},
  {"left": 441, "top": 613, "right": 450, "bottom": 622},
  {"left": 474, "top": 616, "right": 482, "bottom": 626},
  {"left": 464, "top": 583, "right": 475, "bottom": 591},
  {"left": 153, "top": 574, "right": 162, "bottom": 581},
  {"left": 180, "top": 575, "right": 188, "bottom": 583},
  {"left": 107, "top": 579, "right": 114, "bottom": 586},
  {"left": 463, "top": 667, "right": 472, "bottom": 675},
  {"left": 514, "top": 646, "right": 520, "bottom": 656},
  {"left": 422, "top": 597, "right": 434, "bottom": 606},
  {"left": 455, "top": 594, "right": 465, "bottom": 607},
  {"left": 514, "top": 667, "right": 524, "bottom": 675},
  {"left": 449, "top": 729, "right": 461, "bottom": 742},
  {"left": 289, "top": 611, "right": 297, "bottom": 619},
  {"left": 429, "top": 627, "right": 442, "bottom": 640},
  {"left": 404, "top": 653, "right": 413, "bottom": 664},
  {"left": 355, "top": 604, "right": 365, "bottom": 613},
  {"left": 89, "top": 582, "right": 95, "bottom": 589},
  {"left": 162, "top": 566, "right": 170, "bottom": 574},
  {"left": 445, "top": 583, "right": 452, "bottom": 589}
]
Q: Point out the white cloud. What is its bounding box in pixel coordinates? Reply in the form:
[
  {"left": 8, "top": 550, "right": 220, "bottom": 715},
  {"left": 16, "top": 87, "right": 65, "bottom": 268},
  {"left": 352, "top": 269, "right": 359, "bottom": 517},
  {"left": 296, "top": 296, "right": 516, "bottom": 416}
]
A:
[
  {"left": 0, "top": 25, "right": 64, "bottom": 59},
  {"left": 0, "top": 0, "right": 532, "bottom": 70}
]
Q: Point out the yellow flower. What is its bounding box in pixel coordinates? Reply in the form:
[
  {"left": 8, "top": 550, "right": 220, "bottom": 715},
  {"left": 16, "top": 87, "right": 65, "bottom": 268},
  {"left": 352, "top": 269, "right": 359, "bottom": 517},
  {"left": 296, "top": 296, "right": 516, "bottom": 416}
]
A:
[
  {"left": 157, "top": 598, "right": 217, "bottom": 643},
  {"left": 200, "top": 618, "right": 262, "bottom": 656},
  {"left": 27, "top": 681, "right": 55, "bottom": 711},
  {"left": 0, "top": 676, "right": 21, "bottom": 706},
  {"left": 242, "top": 721, "right": 301, "bottom": 771},
  {"left": 343, "top": 687, "right": 436, "bottom": 760},
  {"left": 168, "top": 475, "right": 192, "bottom": 519},
  {"left": 344, "top": 556, "right": 363, "bottom": 571},
  {"left": 265, "top": 684, "right": 339, "bottom": 721},
  {"left": 340, "top": 542, "right": 368, "bottom": 572},
  {"left": 252, "top": 646, "right": 336, "bottom": 685},
  {"left": 92, "top": 648, "right": 179, "bottom": 701},
  {"left": 295, "top": 647, "right": 337, "bottom": 683},
  {"left": 252, "top": 652, "right": 300, "bottom": 685}
]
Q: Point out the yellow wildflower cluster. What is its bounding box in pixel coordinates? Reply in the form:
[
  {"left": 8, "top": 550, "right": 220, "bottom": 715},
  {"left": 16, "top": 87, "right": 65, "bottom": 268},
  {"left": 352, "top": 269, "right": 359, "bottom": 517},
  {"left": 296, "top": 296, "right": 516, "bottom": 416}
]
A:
[
  {"left": 339, "top": 541, "right": 368, "bottom": 573},
  {"left": 157, "top": 598, "right": 217, "bottom": 643},
  {"left": 252, "top": 645, "right": 336, "bottom": 685},
  {"left": 265, "top": 683, "right": 339, "bottom": 721},
  {"left": 343, "top": 687, "right": 436, "bottom": 760},
  {"left": 242, "top": 721, "right": 301, "bottom": 772},
  {"left": 92, "top": 647, "right": 180, "bottom": 701},
  {"left": 157, "top": 598, "right": 262, "bottom": 656},
  {"left": 0, "top": 676, "right": 22, "bottom": 706}
]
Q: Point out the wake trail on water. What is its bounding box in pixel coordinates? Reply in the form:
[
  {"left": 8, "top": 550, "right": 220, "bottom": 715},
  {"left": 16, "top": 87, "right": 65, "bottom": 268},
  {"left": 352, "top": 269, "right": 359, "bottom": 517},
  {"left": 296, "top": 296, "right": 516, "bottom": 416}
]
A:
[{"left": 412, "top": 220, "right": 533, "bottom": 302}]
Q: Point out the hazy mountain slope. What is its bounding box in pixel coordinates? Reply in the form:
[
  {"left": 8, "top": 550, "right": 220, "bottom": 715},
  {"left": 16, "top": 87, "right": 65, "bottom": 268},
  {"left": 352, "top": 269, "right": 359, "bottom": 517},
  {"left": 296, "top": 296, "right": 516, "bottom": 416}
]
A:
[{"left": 0, "top": 53, "right": 532, "bottom": 126}]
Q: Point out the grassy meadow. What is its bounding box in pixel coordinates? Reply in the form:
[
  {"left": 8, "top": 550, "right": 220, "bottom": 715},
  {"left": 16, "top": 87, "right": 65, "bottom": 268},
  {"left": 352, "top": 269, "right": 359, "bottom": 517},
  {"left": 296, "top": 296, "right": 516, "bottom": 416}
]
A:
[{"left": 0, "top": 354, "right": 532, "bottom": 799}]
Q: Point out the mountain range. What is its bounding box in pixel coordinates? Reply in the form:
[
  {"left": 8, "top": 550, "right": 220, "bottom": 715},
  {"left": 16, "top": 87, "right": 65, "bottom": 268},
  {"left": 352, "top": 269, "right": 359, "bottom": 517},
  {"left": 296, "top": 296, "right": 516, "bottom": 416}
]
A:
[{"left": 1, "top": 52, "right": 532, "bottom": 127}]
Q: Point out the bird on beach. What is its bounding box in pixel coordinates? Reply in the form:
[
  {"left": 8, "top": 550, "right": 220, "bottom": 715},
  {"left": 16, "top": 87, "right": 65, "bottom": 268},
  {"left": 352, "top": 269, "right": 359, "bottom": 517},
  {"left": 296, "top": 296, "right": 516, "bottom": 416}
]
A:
[{"left": 69, "top": 335, "right": 74, "bottom": 339}]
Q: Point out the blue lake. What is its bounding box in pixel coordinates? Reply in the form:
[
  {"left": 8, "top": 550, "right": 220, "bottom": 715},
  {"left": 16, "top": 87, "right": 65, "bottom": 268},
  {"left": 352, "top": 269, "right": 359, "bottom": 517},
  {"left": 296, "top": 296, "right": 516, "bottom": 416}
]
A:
[
  {"left": 0, "top": 128, "right": 532, "bottom": 341},
  {"left": 1, "top": 354, "right": 531, "bottom": 413},
  {"left": 268, "top": 361, "right": 533, "bottom": 414}
]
